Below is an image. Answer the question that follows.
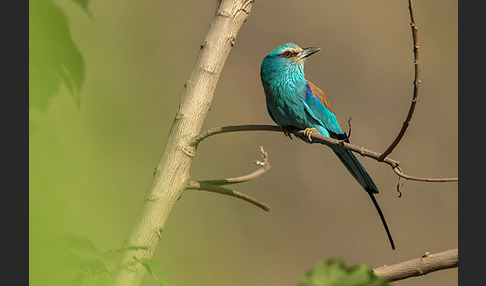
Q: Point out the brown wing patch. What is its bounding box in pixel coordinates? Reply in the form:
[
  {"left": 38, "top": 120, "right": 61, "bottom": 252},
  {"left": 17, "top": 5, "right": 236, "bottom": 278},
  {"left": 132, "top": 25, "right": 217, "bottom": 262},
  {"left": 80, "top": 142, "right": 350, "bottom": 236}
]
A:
[
  {"left": 307, "top": 80, "right": 343, "bottom": 129},
  {"left": 307, "top": 81, "right": 333, "bottom": 112}
]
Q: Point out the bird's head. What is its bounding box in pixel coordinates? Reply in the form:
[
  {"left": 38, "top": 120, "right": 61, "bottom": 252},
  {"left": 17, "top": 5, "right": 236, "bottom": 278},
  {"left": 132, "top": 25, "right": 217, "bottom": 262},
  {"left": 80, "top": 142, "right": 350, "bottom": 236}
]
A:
[
  {"left": 266, "top": 43, "right": 320, "bottom": 62},
  {"left": 261, "top": 43, "right": 320, "bottom": 80}
]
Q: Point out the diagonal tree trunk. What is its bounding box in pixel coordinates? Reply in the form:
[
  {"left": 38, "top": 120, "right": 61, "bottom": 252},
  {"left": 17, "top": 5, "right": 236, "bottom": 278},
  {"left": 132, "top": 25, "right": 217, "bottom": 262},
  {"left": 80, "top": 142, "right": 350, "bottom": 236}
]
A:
[{"left": 113, "top": 1, "right": 255, "bottom": 285}]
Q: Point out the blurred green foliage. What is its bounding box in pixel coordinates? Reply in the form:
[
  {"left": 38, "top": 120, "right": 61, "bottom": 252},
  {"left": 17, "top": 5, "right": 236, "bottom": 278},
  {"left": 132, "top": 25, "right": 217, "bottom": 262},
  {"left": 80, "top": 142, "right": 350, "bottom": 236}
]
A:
[
  {"left": 135, "top": 257, "right": 175, "bottom": 286},
  {"left": 31, "top": 233, "right": 154, "bottom": 285},
  {"left": 299, "top": 259, "right": 390, "bottom": 286},
  {"left": 29, "top": 0, "right": 89, "bottom": 285}
]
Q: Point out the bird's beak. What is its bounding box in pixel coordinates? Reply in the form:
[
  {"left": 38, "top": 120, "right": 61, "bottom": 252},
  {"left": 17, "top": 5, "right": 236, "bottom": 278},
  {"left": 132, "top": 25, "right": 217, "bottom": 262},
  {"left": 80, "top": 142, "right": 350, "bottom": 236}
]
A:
[{"left": 298, "top": 47, "right": 321, "bottom": 59}]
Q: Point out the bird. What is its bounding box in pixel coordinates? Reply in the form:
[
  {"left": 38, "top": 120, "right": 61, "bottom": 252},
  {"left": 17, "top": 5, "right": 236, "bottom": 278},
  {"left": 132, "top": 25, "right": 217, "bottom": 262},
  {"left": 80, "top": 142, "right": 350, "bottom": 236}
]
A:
[{"left": 260, "top": 42, "right": 395, "bottom": 250}]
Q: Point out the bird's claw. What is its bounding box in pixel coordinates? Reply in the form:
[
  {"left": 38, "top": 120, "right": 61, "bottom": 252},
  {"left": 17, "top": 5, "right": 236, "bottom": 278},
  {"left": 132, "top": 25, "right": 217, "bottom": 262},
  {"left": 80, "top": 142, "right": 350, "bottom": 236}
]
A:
[
  {"left": 303, "top": 127, "right": 319, "bottom": 142},
  {"left": 282, "top": 127, "right": 293, "bottom": 139}
]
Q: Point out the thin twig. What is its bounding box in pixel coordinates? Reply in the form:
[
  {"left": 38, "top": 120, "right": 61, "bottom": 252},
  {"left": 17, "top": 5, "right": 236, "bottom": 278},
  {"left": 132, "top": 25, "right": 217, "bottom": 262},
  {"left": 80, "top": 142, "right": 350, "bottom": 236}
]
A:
[
  {"left": 346, "top": 117, "right": 352, "bottom": 139},
  {"left": 187, "top": 180, "right": 270, "bottom": 211},
  {"left": 373, "top": 249, "right": 458, "bottom": 282},
  {"left": 199, "top": 146, "right": 270, "bottom": 185},
  {"left": 186, "top": 146, "right": 271, "bottom": 211},
  {"left": 396, "top": 175, "right": 403, "bottom": 198},
  {"left": 337, "top": 117, "right": 352, "bottom": 144},
  {"left": 393, "top": 167, "right": 458, "bottom": 182},
  {"left": 378, "top": 0, "right": 421, "bottom": 161},
  {"left": 192, "top": 124, "right": 458, "bottom": 183}
]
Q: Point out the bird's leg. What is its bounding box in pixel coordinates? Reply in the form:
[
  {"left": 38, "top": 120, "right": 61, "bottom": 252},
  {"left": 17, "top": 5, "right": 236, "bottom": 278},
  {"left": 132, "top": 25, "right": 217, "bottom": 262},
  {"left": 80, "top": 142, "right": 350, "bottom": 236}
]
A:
[{"left": 303, "top": 127, "right": 320, "bottom": 142}]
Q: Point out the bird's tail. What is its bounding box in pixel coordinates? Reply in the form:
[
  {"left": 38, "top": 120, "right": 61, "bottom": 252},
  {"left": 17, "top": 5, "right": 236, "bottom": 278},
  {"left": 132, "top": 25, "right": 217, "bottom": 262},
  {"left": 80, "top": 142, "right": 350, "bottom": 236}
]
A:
[
  {"left": 331, "top": 147, "right": 378, "bottom": 193},
  {"left": 331, "top": 147, "right": 395, "bottom": 250},
  {"left": 367, "top": 191, "right": 395, "bottom": 250}
]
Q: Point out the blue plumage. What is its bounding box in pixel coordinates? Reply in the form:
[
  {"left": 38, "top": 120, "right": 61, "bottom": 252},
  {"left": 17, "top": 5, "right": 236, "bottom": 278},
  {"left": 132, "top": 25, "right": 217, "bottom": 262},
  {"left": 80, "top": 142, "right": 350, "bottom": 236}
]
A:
[{"left": 260, "top": 43, "right": 395, "bottom": 249}]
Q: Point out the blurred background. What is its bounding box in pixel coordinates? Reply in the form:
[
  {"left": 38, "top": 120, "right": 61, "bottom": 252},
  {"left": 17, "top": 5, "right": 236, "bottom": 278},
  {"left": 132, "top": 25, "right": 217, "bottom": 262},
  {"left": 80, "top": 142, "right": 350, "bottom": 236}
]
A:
[{"left": 30, "top": 0, "right": 457, "bottom": 285}]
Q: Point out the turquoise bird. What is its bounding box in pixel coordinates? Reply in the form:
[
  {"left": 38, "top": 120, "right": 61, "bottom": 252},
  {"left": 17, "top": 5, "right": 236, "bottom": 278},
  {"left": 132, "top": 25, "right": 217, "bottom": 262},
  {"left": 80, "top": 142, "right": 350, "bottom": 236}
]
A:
[{"left": 260, "top": 43, "right": 395, "bottom": 249}]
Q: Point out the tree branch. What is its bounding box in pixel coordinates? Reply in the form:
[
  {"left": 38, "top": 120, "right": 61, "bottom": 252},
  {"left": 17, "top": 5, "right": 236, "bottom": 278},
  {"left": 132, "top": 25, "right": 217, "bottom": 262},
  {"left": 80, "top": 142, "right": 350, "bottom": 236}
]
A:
[
  {"left": 197, "top": 146, "right": 270, "bottom": 186},
  {"left": 378, "top": 0, "right": 420, "bottom": 161},
  {"left": 186, "top": 145, "right": 271, "bottom": 211},
  {"left": 192, "top": 124, "right": 458, "bottom": 183},
  {"left": 190, "top": 124, "right": 282, "bottom": 146},
  {"left": 187, "top": 181, "right": 270, "bottom": 211},
  {"left": 373, "top": 249, "right": 458, "bottom": 282}
]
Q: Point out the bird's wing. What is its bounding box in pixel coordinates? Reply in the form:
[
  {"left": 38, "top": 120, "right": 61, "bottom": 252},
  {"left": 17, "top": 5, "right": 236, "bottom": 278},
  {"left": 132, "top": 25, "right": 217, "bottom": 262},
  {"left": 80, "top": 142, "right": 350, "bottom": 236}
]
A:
[{"left": 303, "top": 81, "right": 347, "bottom": 139}]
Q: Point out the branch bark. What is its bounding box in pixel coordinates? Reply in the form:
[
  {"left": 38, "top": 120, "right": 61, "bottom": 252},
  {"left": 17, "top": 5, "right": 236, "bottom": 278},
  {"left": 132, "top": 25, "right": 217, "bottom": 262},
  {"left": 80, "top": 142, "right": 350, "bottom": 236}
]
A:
[
  {"left": 113, "top": 1, "right": 254, "bottom": 285},
  {"left": 187, "top": 180, "right": 270, "bottom": 211},
  {"left": 186, "top": 145, "right": 271, "bottom": 211},
  {"left": 373, "top": 249, "right": 458, "bottom": 282},
  {"left": 196, "top": 146, "right": 270, "bottom": 186},
  {"left": 192, "top": 124, "right": 458, "bottom": 183}
]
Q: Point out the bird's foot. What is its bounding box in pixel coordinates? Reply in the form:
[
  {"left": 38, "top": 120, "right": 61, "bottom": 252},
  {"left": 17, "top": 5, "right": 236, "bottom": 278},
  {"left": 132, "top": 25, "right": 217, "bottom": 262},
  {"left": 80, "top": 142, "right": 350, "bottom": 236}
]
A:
[{"left": 303, "top": 127, "right": 320, "bottom": 142}]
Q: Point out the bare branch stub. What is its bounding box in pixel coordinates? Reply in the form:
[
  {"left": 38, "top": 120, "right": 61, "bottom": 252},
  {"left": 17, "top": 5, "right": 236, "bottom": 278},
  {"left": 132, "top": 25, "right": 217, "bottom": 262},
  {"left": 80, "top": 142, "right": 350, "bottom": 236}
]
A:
[
  {"left": 186, "top": 146, "right": 271, "bottom": 211},
  {"left": 337, "top": 117, "right": 352, "bottom": 144},
  {"left": 200, "top": 145, "right": 270, "bottom": 186}
]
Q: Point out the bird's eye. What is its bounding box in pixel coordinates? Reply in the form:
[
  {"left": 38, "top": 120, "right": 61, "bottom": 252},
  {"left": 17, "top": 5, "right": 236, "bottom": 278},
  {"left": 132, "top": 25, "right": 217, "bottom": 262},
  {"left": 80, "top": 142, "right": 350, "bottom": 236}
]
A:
[{"left": 283, "top": 51, "right": 292, "bottom": 57}]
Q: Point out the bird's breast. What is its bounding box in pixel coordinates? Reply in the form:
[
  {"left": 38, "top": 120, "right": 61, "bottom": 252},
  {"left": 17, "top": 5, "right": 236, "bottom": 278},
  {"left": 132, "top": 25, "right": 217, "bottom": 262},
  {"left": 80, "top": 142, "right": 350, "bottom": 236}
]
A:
[{"left": 263, "top": 77, "right": 309, "bottom": 129}]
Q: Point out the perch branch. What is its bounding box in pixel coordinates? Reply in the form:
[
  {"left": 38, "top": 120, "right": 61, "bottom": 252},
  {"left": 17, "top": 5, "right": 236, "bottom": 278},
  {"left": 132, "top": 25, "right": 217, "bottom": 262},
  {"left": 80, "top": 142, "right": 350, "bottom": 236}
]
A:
[
  {"left": 190, "top": 124, "right": 282, "bottom": 146},
  {"left": 373, "top": 249, "right": 458, "bottom": 282},
  {"left": 378, "top": 0, "right": 421, "bottom": 161},
  {"left": 192, "top": 124, "right": 458, "bottom": 182}
]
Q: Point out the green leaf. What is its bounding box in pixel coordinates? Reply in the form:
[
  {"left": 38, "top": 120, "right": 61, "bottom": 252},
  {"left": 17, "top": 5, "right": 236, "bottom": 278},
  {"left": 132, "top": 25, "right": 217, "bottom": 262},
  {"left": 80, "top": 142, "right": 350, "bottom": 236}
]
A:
[
  {"left": 29, "top": 0, "right": 85, "bottom": 112},
  {"left": 299, "top": 258, "right": 391, "bottom": 286},
  {"left": 53, "top": 234, "right": 103, "bottom": 255},
  {"left": 70, "top": 0, "right": 93, "bottom": 18},
  {"left": 37, "top": 234, "right": 112, "bottom": 286},
  {"left": 134, "top": 257, "right": 174, "bottom": 286},
  {"left": 51, "top": 235, "right": 108, "bottom": 277},
  {"left": 71, "top": 0, "right": 89, "bottom": 12},
  {"left": 104, "top": 244, "right": 150, "bottom": 273}
]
